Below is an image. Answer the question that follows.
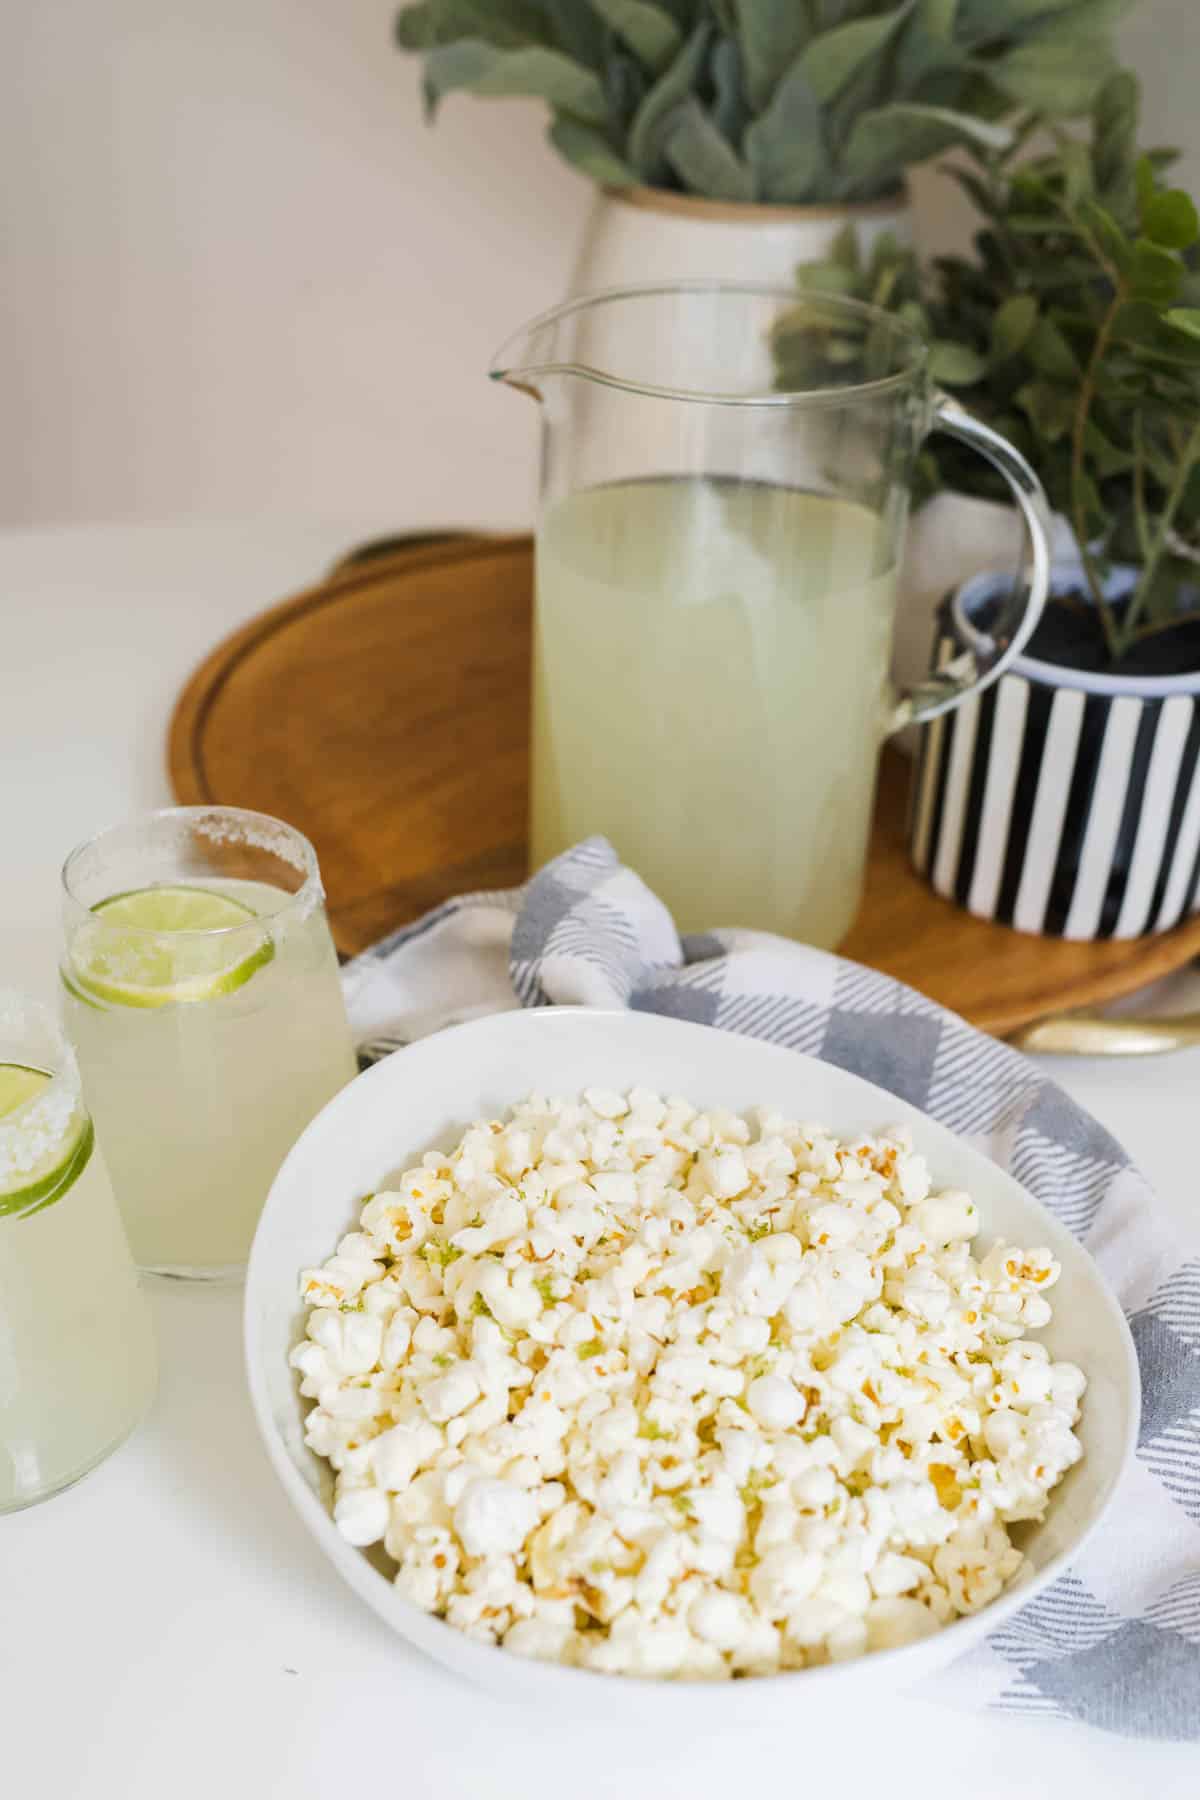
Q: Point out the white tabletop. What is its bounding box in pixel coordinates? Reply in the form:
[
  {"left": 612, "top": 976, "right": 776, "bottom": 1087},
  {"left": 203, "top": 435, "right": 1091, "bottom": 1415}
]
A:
[{"left": 3, "top": 524, "right": 1198, "bottom": 1798}]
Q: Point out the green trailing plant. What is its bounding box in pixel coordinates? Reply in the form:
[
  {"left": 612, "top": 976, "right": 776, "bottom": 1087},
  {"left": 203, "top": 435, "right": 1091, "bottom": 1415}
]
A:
[
  {"left": 394, "top": 0, "right": 1130, "bottom": 205},
  {"left": 783, "top": 73, "right": 1200, "bottom": 665}
]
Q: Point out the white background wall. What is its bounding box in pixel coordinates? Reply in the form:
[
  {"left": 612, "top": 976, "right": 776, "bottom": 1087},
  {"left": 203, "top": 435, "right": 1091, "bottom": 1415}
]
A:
[{"left": 1, "top": 0, "right": 1194, "bottom": 532}]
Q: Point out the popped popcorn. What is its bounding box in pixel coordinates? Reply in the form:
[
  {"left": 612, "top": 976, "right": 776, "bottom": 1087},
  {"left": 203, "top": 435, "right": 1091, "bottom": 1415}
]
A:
[{"left": 293, "top": 1090, "right": 1086, "bottom": 1680}]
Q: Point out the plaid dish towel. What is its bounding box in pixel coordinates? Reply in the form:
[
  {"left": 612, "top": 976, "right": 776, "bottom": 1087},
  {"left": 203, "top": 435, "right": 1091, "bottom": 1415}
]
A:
[{"left": 341, "top": 838, "right": 1200, "bottom": 1740}]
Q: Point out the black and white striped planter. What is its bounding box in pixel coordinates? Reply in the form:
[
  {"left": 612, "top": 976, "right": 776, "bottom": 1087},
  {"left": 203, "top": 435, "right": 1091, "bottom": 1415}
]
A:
[{"left": 909, "top": 565, "right": 1200, "bottom": 939}]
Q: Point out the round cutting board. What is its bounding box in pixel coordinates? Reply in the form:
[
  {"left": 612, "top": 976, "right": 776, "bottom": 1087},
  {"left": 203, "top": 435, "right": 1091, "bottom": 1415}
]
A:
[{"left": 169, "top": 534, "right": 1200, "bottom": 1041}]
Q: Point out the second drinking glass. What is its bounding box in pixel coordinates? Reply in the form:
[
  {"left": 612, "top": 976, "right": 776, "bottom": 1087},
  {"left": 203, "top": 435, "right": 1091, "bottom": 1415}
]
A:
[
  {"left": 0, "top": 990, "right": 155, "bottom": 1510},
  {"left": 60, "top": 806, "right": 358, "bottom": 1279}
]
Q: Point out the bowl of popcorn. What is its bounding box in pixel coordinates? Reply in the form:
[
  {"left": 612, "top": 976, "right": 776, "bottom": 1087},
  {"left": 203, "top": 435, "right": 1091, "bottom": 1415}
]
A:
[{"left": 245, "top": 1008, "right": 1138, "bottom": 1716}]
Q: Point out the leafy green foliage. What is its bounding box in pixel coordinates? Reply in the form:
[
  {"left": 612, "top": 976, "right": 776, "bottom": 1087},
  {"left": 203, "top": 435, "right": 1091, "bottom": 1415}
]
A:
[
  {"left": 628, "top": 21, "right": 713, "bottom": 181},
  {"left": 734, "top": 0, "right": 809, "bottom": 114},
  {"left": 745, "top": 62, "right": 825, "bottom": 201},
  {"left": 666, "top": 95, "right": 756, "bottom": 197},
  {"left": 394, "top": 0, "right": 1127, "bottom": 202},
  {"left": 791, "top": 73, "right": 1200, "bottom": 664},
  {"left": 421, "top": 41, "right": 609, "bottom": 121},
  {"left": 589, "top": 0, "right": 682, "bottom": 72}
]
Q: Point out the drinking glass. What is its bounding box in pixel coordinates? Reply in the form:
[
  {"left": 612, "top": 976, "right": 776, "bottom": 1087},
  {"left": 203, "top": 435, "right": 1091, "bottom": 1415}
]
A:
[
  {"left": 61, "top": 806, "right": 357, "bottom": 1279},
  {"left": 0, "top": 990, "right": 156, "bottom": 1510},
  {"left": 492, "top": 283, "right": 1051, "bottom": 947}
]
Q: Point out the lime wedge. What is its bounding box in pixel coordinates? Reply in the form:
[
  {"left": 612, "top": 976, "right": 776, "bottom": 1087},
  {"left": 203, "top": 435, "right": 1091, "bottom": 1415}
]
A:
[
  {"left": 0, "top": 1063, "right": 95, "bottom": 1219},
  {"left": 68, "top": 883, "right": 275, "bottom": 1009},
  {"left": 0, "top": 1064, "right": 50, "bottom": 1119},
  {"left": 96, "top": 886, "right": 262, "bottom": 934}
]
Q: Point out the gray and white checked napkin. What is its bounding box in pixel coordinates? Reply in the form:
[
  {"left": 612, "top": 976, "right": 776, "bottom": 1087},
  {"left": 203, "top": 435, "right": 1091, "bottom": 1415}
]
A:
[{"left": 342, "top": 838, "right": 1200, "bottom": 1740}]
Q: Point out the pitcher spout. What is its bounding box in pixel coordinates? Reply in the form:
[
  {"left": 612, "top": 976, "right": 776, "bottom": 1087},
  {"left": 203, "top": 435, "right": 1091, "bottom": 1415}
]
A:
[{"left": 489, "top": 305, "right": 583, "bottom": 404}]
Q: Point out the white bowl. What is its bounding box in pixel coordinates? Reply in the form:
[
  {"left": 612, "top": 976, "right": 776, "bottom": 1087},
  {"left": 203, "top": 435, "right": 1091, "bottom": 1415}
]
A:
[{"left": 245, "top": 1007, "right": 1139, "bottom": 1719}]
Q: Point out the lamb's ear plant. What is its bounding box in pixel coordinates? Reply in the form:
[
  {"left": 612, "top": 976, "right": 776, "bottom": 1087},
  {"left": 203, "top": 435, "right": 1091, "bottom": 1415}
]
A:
[
  {"left": 395, "top": 0, "right": 1129, "bottom": 205},
  {"left": 783, "top": 72, "right": 1200, "bottom": 667}
]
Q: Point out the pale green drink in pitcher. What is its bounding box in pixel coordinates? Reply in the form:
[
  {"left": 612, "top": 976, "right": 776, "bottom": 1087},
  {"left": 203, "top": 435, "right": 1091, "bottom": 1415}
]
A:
[{"left": 533, "top": 477, "right": 897, "bottom": 943}]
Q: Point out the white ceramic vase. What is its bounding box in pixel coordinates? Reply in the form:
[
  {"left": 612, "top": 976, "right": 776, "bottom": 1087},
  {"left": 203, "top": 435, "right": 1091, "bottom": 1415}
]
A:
[{"left": 568, "top": 184, "right": 911, "bottom": 295}]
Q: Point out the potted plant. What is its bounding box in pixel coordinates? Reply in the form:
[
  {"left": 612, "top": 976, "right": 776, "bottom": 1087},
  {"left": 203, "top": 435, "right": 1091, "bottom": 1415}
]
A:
[
  {"left": 393, "top": 0, "right": 1126, "bottom": 291},
  {"left": 880, "top": 74, "right": 1200, "bottom": 941}
]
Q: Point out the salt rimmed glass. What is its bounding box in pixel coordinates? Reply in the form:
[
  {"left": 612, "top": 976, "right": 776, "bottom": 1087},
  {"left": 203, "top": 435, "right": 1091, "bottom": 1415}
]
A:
[
  {"left": 0, "top": 990, "right": 156, "bottom": 1511},
  {"left": 60, "top": 806, "right": 357, "bottom": 1281}
]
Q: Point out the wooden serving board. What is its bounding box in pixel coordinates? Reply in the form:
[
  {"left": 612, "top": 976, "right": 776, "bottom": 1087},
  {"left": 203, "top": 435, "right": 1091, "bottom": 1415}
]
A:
[{"left": 169, "top": 534, "right": 1200, "bottom": 1039}]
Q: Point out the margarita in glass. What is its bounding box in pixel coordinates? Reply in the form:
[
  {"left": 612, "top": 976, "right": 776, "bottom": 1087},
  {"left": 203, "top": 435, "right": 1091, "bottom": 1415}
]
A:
[
  {"left": 0, "top": 991, "right": 155, "bottom": 1511},
  {"left": 61, "top": 808, "right": 357, "bottom": 1279}
]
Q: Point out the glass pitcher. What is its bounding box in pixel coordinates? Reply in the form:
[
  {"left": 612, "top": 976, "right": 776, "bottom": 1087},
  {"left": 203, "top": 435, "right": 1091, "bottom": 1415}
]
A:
[{"left": 492, "top": 284, "right": 1051, "bottom": 949}]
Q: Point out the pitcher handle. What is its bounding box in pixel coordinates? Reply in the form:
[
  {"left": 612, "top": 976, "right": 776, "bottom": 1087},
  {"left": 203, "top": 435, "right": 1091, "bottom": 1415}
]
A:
[{"left": 889, "top": 395, "right": 1053, "bottom": 733}]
